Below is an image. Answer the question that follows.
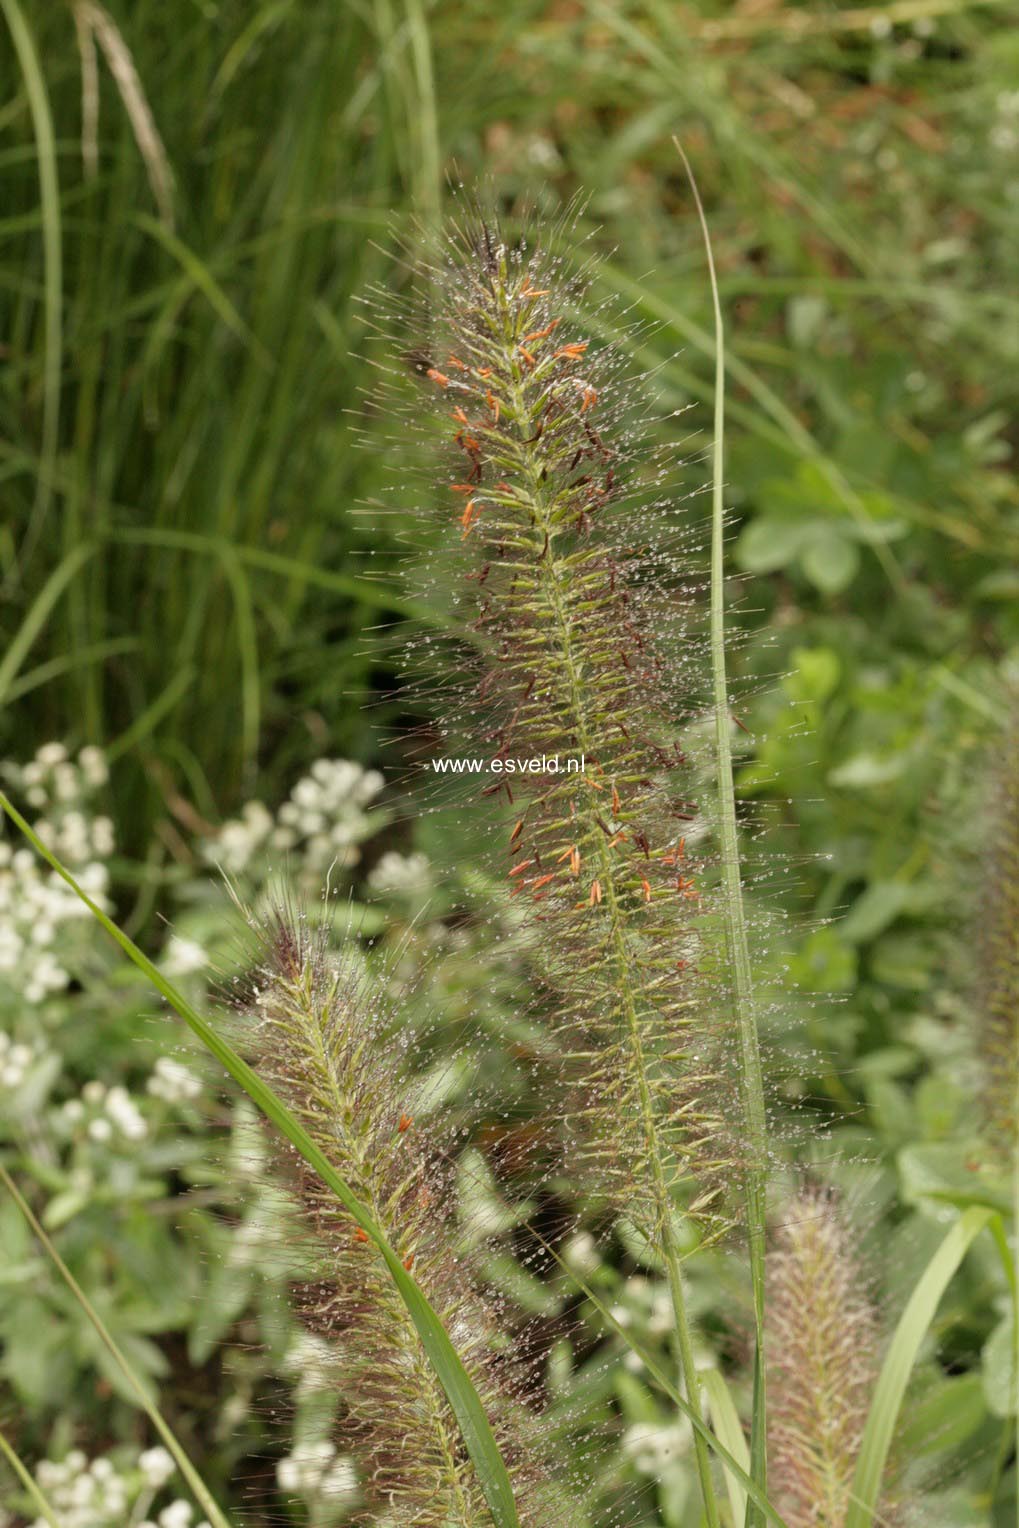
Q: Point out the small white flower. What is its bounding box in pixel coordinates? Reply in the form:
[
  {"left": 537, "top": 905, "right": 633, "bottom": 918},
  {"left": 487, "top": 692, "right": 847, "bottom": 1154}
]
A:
[
  {"left": 148, "top": 1056, "right": 202, "bottom": 1103},
  {"left": 88, "top": 1117, "right": 113, "bottom": 1142},
  {"left": 139, "top": 1445, "right": 175, "bottom": 1488},
  {"left": 162, "top": 936, "right": 208, "bottom": 977},
  {"left": 321, "top": 1455, "right": 358, "bottom": 1502},
  {"left": 158, "top": 1500, "right": 194, "bottom": 1528}
]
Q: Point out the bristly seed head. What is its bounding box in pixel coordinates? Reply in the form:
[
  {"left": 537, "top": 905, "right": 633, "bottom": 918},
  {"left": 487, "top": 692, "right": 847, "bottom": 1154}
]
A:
[
  {"left": 239, "top": 904, "right": 578, "bottom": 1525},
  {"left": 379, "top": 205, "right": 732, "bottom": 1242}
]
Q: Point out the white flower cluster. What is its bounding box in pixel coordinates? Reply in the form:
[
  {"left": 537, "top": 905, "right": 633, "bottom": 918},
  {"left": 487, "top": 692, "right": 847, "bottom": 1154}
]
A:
[
  {"left": 367, "top": 850, "right": 431, "bottom": 895},
  {"left": 205, "top": 759, "right": 384, "bottom": 878},
  {"left": 277, "top": 1441, "right": 358, "bottom": 1504},
  {"left": 29, "top": 1445, "right": 210, "bottom": 1528},
  {"left": 161, "top": 935, "right": 208, "bottom": 977},
  {"left": 62, "top": 1080, "right": 147, "bottom": 1143},
  {"left": 992, "top": 89, "right": 1019, "bottom": 153},
  {"left": 0, "top": 1032, "right": 39, "bottom": 1089},
  {"left": 622, "top": 1420, "right": 692, "bottom": 1476},
  {"left": 147, "top": 1056, "right": 203, "bottom": 1104},
  {"left": 0, "top": 743, "right": 113, "bottom": 1002}
]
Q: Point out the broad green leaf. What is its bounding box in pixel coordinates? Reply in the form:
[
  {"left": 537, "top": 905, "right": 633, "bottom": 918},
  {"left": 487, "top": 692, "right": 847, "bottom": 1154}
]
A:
[
  {"left": 982, "top": 1315, "right": 1016, "bottom": 1419},
  {"left": 801, "top": 526, "right": 860, "bottom": 593}
]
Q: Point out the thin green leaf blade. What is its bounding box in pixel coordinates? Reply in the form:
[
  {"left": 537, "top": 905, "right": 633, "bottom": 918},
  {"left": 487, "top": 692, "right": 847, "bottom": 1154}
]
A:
[{"left": 702, "top": 1369, "right": 750, "bottom": 1528}]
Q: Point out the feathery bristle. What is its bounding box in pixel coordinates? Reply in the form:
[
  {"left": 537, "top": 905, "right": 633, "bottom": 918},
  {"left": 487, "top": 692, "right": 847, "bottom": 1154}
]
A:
[
  {"left": 392, "top": 210, "right": 730, "bottom": 1236},
  {"left": 978, "top": 707, "right": 1019, "bottom": 1152},
  {"left": 766, "top": 1189, "right": 881, "bottom": 1528}
]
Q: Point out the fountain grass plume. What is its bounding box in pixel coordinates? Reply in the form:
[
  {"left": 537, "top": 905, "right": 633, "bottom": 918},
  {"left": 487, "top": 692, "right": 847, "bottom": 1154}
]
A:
[
  {"left": 977, "top": 706, "right": 1019, "bottom": 1156},
  {"left": 377, "top": 202, "right": 744, "bottom": 1526},
  {"left": 974, "top": 702, "right": 1019, "bottom": 1525},
  {"left": 241, "top": 903, "right": 573, "bottom": 1526},
  {"left": 766, "top": 1188, "right": 884, "bottom": 1528}
]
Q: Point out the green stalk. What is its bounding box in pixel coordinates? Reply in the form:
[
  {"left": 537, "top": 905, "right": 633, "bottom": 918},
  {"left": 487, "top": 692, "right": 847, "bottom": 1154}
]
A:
[
  {"left": 674, "top": 137, "right": 770, "bottom": 1525},
  {"left": 0, "top": 1425, "right": 61, "bottom": 1528}
]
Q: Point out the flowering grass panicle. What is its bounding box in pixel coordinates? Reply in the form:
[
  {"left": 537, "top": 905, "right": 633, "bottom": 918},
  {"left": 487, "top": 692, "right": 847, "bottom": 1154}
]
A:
[
  {"left": 381, "top": 212, "right": 730, "bottom": 1233},
  {"left": 766, "top": 1189, "right": 883, "bottom": 1528},
  {"left": 370, "top": 207, "right": 743, "bottom": 1526},
  {"left": 240, "top": 905, "right": 573, "bottom": 1526},
  {"left": 977, "top": 708, "right": 1019, "bottom": 1154}
]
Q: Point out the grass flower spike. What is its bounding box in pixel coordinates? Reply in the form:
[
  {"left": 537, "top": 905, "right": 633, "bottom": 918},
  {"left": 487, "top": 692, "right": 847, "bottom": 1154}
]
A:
[
  {"left": 386, "top": 211, "right": 737, "bottom": 1524},
  {"left": 243, "top": 906, "right": 570, "bottom": 1526},
  {"left": 766, "top": 1190, "right": 883, "bottom": 1528}
]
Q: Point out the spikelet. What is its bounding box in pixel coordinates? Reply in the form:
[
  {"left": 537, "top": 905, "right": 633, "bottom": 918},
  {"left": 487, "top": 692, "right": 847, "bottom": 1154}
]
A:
[
  {"left": 383, "top": 210, "right": 729, "bottom": 1239},
  {"left": 242, "top": 906, "right": 572, "bottom": 1526},
  {"left": 977, "top": 706, "right": 1019, "bottom": 1154},
  {"left": 766, "top": 1189, "right": 881, "bottom": 1528}
]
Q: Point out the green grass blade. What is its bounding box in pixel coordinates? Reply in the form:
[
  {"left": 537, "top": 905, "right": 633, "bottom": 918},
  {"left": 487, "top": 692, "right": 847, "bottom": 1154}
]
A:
[
  {"left": 673, "top": 137, "right": 770, "bottom": 1527},
  {"left": 104, "top": 663, "right": 196, "bottom": 763},
  {"left": 132, "top": 212, "right": 270, "bottom": 364},
  {"left": 0, "top": 1164, "right": 233, "bottom": 1528},
  {"left": 702, "top": 1370, "right": 750, "bottom": 1528},
  {"left": 0, "top": 541, "right": 95, "bottom": 706},
  {"left": 0, "top": 1423, "right": 61, "bottom": 1528},
  {"left": 0, "top": 0, "right": 61, "bottom": 567},
  {"left": 0, "top": 795, "right": 521, "bottom": 1528},
  {"left": 845, "top": 1205, "right": 993, "bottom": 1528}
]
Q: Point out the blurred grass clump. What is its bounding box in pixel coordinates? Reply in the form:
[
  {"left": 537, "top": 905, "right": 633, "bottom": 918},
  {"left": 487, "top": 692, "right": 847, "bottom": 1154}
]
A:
[{"left": 3, "top": 0, "right": 1019, "bottom": 1523}]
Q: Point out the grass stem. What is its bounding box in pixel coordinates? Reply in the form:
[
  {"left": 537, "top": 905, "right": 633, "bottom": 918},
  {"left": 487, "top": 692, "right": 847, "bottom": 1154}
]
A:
[{"left": 674, "top": 136, "right": 770, "bottom": 1525}]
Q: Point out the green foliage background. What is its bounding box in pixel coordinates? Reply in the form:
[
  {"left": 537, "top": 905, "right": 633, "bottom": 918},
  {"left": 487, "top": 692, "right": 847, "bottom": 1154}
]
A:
[{"left": 2, "top": 1, "right": 1019, "bottom": 1524}]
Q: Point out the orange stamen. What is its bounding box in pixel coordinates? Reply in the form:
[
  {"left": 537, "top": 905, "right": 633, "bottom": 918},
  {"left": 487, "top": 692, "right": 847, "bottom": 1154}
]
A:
[
  {"left": 427, "top": 368, "right": 450, "bottom": 388},
  {"left": 354, "top": 1227, "right": 370, "bottom": 1244},
  {"left": 398, "top": 1113, "right": 413, "bottom": 1133},
  {"left": 590, "top": 879, "right": 602, "bottom": 906},
  {"left": 555, "top": 342, "right": 588, "bottom": 360},
  {"left": 403, "top": 1254, "right": 415, "bottom": 1271},
  {"left": 509, "top": 859, "right": 534, "bottom": 877},
  {"left": 640, "top": 878, "right": 652, "bottom": 903},
  {"left": 522, "top": 319, "right": 561, "bottom": 343},
  {"left": 486, "top": 390, "right": 500, "bottom": 422}
]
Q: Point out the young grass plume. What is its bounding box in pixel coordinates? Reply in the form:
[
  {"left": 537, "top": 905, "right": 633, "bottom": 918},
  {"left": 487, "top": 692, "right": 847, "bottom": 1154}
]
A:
[
  {"left": 766, "top": 1189, "right": 882, "bottom": 1528},
  {"left": 977, "top": 706, "right": 1019, "bottom": 1156},
  {"left": 974, "top": 703, "right": 1019, "bottom": 1512},
  {"left": 376, "top": 207, "right": 736, "bottom": 1525},
  {"left": 241, "top": 905, "right": 572, "bottom": 1526}
]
